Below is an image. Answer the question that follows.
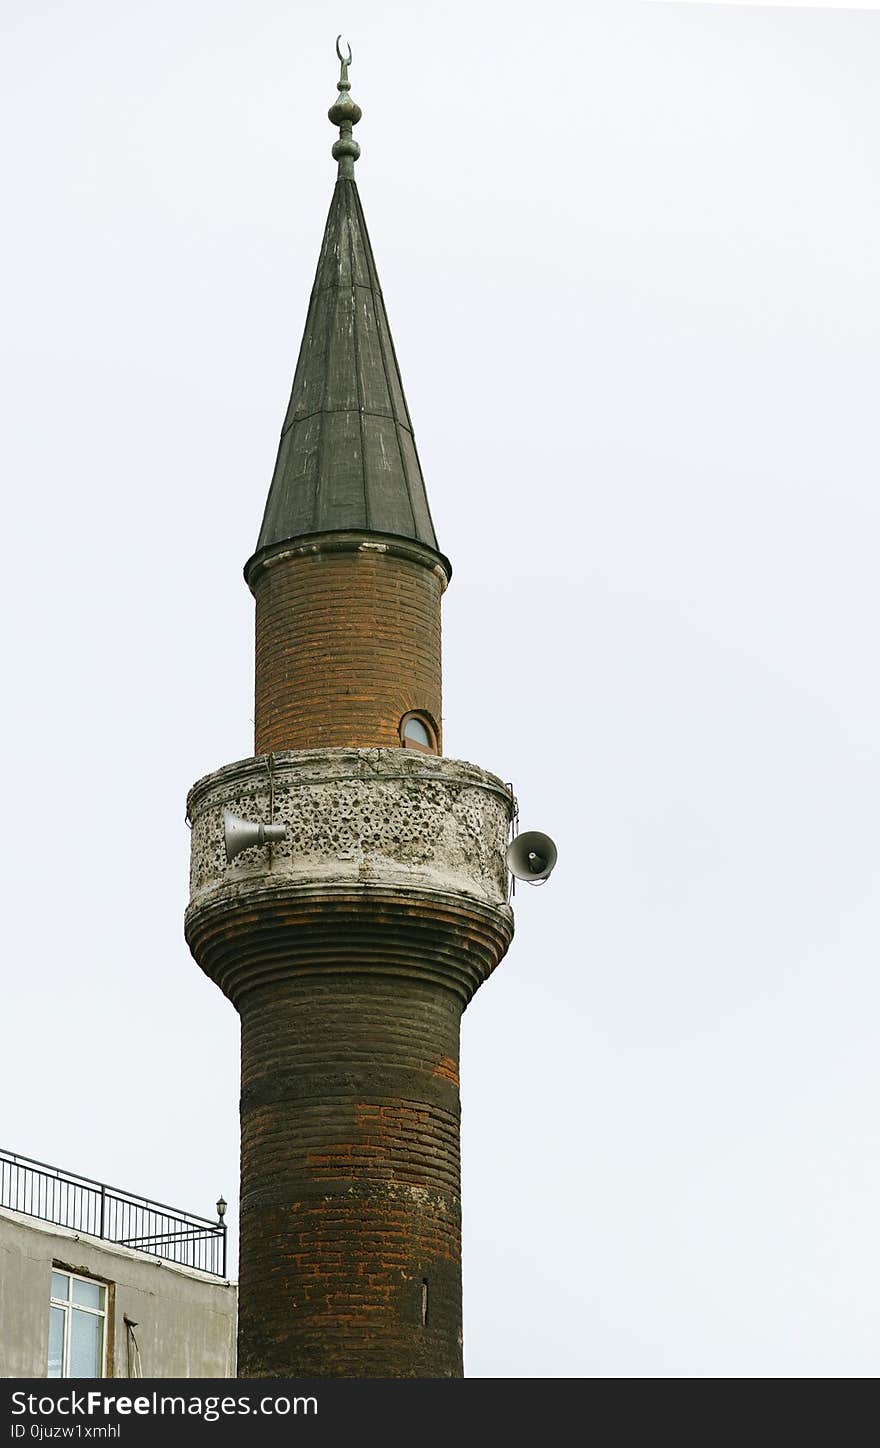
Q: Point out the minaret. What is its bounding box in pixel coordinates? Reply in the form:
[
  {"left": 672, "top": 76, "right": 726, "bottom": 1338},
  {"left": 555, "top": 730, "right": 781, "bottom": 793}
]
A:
[{"left": 185, "top": 41, "right": 515, "bottom": 1378}]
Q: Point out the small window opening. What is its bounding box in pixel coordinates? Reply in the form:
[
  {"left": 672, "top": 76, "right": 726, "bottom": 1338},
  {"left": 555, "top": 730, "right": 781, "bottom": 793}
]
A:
[
  {"left": 421, "top": 1278, "right": 429, "bottom": 1327},
  {"left": 49, "top": 1269, "right": 108, "bottom": 1378},
  {"left": 400, "top": 712, "right": 438, "bottom": 754},
  {"left": 405, "top": 717, "right": 431, "bottom": 746}
]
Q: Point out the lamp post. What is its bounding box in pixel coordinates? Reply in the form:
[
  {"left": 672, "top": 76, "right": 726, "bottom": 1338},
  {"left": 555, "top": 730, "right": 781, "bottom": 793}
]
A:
[{"left": 216, "top": 1195, "right": 227, "bottom": 1279}]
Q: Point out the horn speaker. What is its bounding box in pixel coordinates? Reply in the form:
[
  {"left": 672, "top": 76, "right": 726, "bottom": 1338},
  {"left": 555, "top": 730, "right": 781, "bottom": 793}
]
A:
[
  {"left": 224, "top": 810, "right": 287, "bottom": 864},
  {"left": 506, "top": 830, "right": 557, "bottom": 884}
]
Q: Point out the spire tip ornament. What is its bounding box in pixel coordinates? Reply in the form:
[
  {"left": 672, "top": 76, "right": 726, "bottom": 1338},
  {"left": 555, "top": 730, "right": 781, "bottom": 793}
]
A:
[
  {"left": 335, "top": 34, "right": 352, "bottom": 82},
  {"left": 329, "top": 34, "right": 361, "bottom": 178}
]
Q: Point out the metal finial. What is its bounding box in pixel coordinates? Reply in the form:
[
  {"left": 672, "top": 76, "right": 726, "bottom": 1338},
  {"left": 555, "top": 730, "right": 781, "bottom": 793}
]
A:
[
  {"left": 329, "top": 35, "right": 361, "bottom": 179},
  {"left": 336, "top": 34, "right": 352, "bottom": 87}
]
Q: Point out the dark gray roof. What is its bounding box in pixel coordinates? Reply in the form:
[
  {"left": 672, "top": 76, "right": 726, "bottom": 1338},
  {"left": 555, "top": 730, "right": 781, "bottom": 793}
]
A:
[{"left": 254, "top": 178, "right": 442, "bottom": 560}]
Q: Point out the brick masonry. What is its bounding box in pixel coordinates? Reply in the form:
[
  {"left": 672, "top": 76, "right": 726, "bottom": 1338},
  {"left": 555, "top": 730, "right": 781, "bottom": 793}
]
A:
[
  {"left": 237, "top": 972, "right": 464, "bottom": 1377},
  {"left": 185, "top": 750, "right": 514, "bottom": 1377},
  {"left": 249, "top": 539, "right": 445, "bottom": 754}
]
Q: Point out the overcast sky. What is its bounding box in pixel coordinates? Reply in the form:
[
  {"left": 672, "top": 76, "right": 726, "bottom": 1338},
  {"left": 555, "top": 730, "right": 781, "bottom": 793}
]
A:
[{"left": 2, "top": 1, "right": 879, "bottom": 1378}]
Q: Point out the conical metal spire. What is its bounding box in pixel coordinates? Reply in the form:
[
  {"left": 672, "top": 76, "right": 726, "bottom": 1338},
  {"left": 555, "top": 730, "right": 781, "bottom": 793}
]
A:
[{"left": 248, "top": 40, "right": 445, "bottom": 577}]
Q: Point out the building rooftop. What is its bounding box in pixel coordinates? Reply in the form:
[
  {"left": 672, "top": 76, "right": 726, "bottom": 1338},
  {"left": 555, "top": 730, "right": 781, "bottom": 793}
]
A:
[{"left": 0, "top": 1146, "right": 227, "bottom": 1278}]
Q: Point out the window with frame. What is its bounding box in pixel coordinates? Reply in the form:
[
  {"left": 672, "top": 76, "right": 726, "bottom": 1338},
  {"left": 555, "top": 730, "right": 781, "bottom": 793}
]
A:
[
  {"left": 400, "top": 712, "right": 438, "bottom": 754},
  {"left": 48, "top": 1269, "right": 107, "bottom": 1378}
]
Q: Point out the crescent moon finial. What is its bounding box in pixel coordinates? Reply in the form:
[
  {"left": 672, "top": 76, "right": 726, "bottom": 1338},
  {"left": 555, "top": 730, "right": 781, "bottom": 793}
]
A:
[{"left": 329, "top": 35, "right": 361, "bottom": 178}]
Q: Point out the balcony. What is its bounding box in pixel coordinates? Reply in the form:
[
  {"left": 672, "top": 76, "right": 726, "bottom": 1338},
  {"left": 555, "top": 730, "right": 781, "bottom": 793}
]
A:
[{"left": 0, "top": 1147, "right": 226, "bottom": 1278}]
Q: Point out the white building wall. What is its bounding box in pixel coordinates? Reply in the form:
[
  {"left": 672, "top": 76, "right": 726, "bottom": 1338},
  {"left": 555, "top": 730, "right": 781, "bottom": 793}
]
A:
[{"left": 0, "top": 1209, "right": 236, "bottom": 1378}]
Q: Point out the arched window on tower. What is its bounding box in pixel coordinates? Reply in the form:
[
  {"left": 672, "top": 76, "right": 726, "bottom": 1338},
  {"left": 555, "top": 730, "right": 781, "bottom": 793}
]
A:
[{"left": 400, "top": 712, "right": 438, "bottom": 754}]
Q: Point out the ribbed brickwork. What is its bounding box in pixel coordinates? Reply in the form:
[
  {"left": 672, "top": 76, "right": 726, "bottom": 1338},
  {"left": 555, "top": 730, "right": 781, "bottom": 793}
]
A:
[
  {"left": 250, "top": 541, "right": 444, "bottom": 754},
  {"left": 183, "top": 885, "right": 514, "bottom": 1378},
  {"left": 238, "top": 976, "right": 463, "bottom": 1378}
]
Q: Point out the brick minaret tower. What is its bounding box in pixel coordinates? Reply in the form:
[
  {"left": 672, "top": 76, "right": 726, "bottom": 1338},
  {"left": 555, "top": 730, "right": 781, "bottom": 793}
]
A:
[{"left": 185, "top": 42, "right": 515, "bottom": 1378}]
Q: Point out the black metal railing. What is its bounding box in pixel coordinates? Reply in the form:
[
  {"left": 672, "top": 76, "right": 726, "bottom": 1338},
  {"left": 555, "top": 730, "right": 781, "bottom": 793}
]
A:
[{"left": 0, "top": 1148, "right": 227, "bottom": 1278}]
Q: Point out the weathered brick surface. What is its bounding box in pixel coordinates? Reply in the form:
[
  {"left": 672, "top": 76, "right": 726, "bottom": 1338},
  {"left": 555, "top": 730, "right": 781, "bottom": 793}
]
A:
[
  {"left": 252, "top": 547, "right": 443, "bottom": 753},
  {"left": 185, "top": 524, "right": 513, "bottom": 1378},
  {"left": 237, "top": 975, "right": 464, "bottom": 1377},
  {"left": 184, "top": 886, "right": 513, "bottom": 1378}
]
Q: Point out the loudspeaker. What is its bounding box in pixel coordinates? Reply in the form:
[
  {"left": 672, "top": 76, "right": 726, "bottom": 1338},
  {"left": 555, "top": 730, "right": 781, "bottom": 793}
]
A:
[
  {"left": 506, "top": 830, "right": 557, "bottom": 884},
  {"left": 223, "top": 810, "right": 288, "bottom": 864}
]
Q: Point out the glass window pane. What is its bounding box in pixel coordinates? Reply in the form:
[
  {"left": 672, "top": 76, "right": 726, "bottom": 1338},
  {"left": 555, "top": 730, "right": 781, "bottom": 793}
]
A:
[
  {"left": 69, "top": 1308, "right": 102, "bottom": 1377},
  {"left": 51, "top": 1271, "right": 69, "bottom": 1301},
  {"left": 72, "top": 1278, "right": 104, "bottom": 1310},
  {"left": 48, "top": 1306, "right": 65, "bottom": 1377},
  {"left": 404, "top": 717, "right": 431, "bottom": 745}
]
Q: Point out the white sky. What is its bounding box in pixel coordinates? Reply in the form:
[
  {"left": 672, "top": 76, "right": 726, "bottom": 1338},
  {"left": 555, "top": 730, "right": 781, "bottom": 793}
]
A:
[
  {"left": 648, "top": 2, "right": 880, "bottom": 9},
  {"left": 2, "top": 0, "right": 879, "bottom": 1379}
]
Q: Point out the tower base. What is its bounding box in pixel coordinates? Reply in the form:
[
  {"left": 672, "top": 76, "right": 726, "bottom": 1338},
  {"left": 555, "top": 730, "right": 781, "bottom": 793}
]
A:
[{"left": 186, "top": 748, "right": 514, "bottom": 1377}]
